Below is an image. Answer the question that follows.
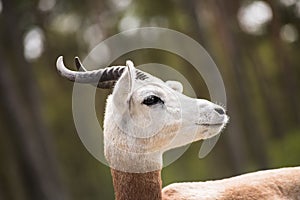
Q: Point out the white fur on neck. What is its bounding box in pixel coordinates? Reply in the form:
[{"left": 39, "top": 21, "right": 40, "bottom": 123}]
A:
[
  {"left": 105, "top": 141, "right": 163, "bottom": 172},
  {"left": 104, "top": 95, "right": 164, "bottom": 172}
]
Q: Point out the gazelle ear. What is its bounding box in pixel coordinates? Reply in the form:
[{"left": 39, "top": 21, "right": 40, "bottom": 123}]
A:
[
  {"left": 166, "top": 80, "right": 183, "bottom": 93},
  {"left": 125, "top": 60, "right": 135, "bottom": 94},
  {"left": 112, "top": 60, "right": 136, "bottom": 110}
]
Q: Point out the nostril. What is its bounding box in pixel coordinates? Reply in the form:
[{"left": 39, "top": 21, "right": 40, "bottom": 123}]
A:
[{"left": 214, "top": 107, "right": 225, "bottom": 115}]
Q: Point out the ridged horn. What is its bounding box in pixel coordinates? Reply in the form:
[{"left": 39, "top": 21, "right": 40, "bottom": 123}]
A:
[
  {"left": 56, "top": 56, "right": 125, "bottom": 89},
  {"left": 74, "top": 57, "right": 87, "bottom": 71}
]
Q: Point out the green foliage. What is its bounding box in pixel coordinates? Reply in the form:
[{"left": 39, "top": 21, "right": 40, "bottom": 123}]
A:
[
  {"left": 1, "top": 0, "right": 300, "bottom": 199},
  {"left": 269, "top": 129, "right": 300, "bottom": 168}
]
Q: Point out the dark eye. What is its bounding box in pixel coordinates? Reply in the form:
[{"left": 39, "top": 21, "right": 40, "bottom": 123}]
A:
[{"left": 142, "top": 95, "right": 164, "bottom": 106}]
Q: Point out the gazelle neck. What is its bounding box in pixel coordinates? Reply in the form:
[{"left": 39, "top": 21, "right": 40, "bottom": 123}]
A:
[
  {"left": 111, "top": 169, "right": 162, "bottom": 200},
  {"left": 104, "top": 110, "right": 165, "bottom": 199},
  {"left": 105, "top": 139, "right": 164, "bottom": 200}
]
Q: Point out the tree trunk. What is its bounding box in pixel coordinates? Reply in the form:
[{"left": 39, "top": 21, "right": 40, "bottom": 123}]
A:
[
  {"left": 266, "top": 0, "right": 300, "bottom": 126},
  {"left": 182, "top": 0, "right": 250, "bottom": 173},
  {"left": 0, "top": 0, "right": 69, "bottom": 199},
  {"left": 209, "top": 0, "right": 270, "bottom": 170}
]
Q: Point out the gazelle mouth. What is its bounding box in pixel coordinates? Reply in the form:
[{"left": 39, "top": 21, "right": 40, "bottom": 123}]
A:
[{"left": 196, "top": 123, "right": 224, "bottom": 127}]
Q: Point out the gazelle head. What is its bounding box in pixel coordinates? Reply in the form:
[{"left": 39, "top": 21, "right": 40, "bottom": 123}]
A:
[{"left": 57, "top": 56, "right": 228, "bottom": 172}]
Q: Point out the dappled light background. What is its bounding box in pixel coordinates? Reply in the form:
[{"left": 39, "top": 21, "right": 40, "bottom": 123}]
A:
[{"left": 0, "top": 0, "right": 300, "bottom": 199}]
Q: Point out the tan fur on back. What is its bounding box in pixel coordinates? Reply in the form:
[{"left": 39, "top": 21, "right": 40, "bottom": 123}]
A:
[
  {"left": 58, "top": 57, "right": 299, "bottom": 200},
  {"left": 162, "top": 167, "right": 300, "bottom": 200}
]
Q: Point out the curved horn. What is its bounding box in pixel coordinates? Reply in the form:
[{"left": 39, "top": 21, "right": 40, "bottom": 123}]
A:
[
  {"left": 56, "top": 56, "right": 125, "bottom": 89},
  {"left": 74, "top": 57, "right": 87, "bottom": 71}
]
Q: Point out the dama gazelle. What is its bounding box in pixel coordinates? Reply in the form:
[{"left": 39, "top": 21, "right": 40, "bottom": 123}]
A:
[{"left": 57, "top": 56, "right": 300, "bottom": 200}]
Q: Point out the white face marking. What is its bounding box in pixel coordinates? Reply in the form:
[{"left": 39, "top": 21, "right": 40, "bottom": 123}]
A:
[{"left": 103, "top": 61, "right": 228, "bottom": 172}]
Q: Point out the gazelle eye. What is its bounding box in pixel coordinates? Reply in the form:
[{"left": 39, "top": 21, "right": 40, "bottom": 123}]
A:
[{"left": 142, "top": 95, "right": 164, "bottom": 106}]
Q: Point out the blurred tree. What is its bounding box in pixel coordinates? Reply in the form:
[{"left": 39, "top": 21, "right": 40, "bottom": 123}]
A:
[
  {"left": 267, "top": 0, "right": 300, "bottom": 127},
  {"left": 0, "top": 0, "right": 299, "bottom": 199},
  {"left": 209, "top": 0, "right": 270, "bottom": 170},
  {"left": 0, "top": 0, "right": 69, "bottom": 199}
]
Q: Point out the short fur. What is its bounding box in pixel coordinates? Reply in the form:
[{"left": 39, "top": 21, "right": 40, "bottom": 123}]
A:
[
  {"left": 111, "top": 169, "right": 162, "bottom": 200},
  {"left": 57, "top": 57, "right": 300, "bottom": 200},
  {"left": 162, "top": 167, "right": 300, "bottom": 200}
]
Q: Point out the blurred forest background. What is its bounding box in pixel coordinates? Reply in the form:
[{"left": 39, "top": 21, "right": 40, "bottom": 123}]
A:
[{"left": 0, "top": 0, "right": 300, "bottom": 199}]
